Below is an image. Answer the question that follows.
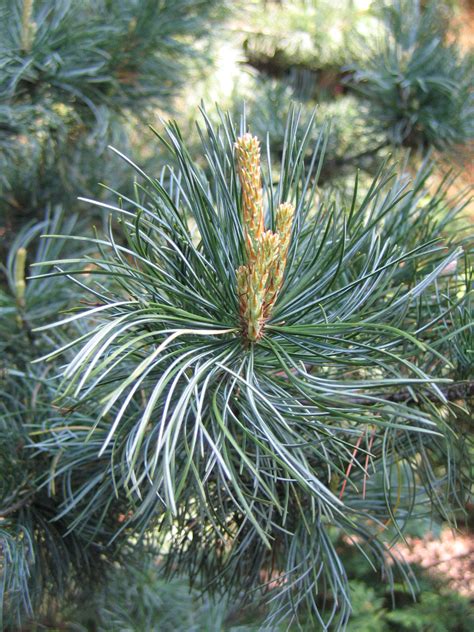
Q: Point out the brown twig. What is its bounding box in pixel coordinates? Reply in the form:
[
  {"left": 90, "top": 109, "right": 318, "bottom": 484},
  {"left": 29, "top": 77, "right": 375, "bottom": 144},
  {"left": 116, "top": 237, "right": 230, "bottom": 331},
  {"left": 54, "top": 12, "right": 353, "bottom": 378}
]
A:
[
  {"left": 343, "top": 381, "right": 474, "bottom": 407},
  {"left": 386, "top": 380, "right": 474, "bottom": 404},
  {"left": 339, "top": 432, "right": 364, "bottom": 500},
  {"left": 0, "top": 492, "right": 34, "bottom": 518}
]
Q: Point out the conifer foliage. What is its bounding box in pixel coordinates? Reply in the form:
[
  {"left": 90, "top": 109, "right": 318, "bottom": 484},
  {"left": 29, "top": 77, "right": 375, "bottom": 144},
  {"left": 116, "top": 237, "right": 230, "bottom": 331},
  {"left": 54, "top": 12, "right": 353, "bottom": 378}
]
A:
[
  {"left": 0, "top": 1, "right": 472, "bottom": 629},
  {"left": 349, "top": 0, "right": 474, "bottom": 149},
  {"left": 18, "top": 109, "right": 471, "bottom": 629},
  {"left": 0, "top": 0, "right": 225, "bottom": 243}
]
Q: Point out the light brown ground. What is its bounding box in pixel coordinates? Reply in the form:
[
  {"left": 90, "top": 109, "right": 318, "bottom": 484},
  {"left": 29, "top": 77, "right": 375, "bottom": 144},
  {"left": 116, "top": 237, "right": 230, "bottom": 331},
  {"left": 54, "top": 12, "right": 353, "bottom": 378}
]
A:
[{"left": 395, "top": 528, "right": 474, "bottom": 597}]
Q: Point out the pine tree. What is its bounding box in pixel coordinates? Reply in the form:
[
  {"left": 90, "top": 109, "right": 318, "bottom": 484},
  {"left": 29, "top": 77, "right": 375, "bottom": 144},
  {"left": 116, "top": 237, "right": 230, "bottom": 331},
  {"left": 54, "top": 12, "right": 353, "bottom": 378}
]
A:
[
  {"left": 2, "top": 107, "right": 469, "bottom": 629},
  {"left": 1, "top": 1, "right": 472, "bottom": 629}
]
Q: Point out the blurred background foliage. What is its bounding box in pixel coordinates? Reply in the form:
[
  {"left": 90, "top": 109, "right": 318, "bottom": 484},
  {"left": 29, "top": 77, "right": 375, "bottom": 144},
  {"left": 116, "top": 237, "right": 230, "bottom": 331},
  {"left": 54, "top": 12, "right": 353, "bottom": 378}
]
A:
[
  {"left": 0, "top": 0, "right": 227, "bottom": 251},
  {"left": 0, "top": 0, "right": 472, "bottom": 630}
]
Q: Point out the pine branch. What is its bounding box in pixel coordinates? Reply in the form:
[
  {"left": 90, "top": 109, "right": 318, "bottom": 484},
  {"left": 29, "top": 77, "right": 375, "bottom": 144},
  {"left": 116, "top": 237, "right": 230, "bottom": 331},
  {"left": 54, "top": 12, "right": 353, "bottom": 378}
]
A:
[
  {"left": 386, "top": 380, "right": 474, "bottom": 404},
  {"left": 0, "top": 492, "right": 34, "bottom": 518},
  {"left": 348, "top": 0, "right": 474, "bottom": 150},
  {"left": 343, "top": 380, "right": 474, "bottom": 407},
  {"left": 25, "top": 107, "right": 471, "bottom": 629}
]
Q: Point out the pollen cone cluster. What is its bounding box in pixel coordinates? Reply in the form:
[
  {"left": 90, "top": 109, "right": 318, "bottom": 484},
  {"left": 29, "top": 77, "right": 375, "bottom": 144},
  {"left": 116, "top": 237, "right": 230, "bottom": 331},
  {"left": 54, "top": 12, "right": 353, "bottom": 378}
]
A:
[{"left": 235, "top": 133, "right": 295, "bottom": 342}]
